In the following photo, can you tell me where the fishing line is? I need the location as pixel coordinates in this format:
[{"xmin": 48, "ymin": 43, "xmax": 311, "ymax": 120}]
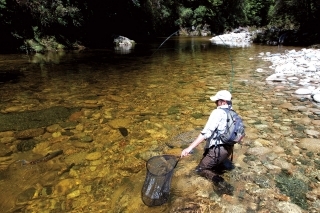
[
  {"xmin": 151, "ymin": 29, "xmax": 235, "ymax": 93},
  {"xmin": 217, "ymin": 35, "xmax": 235, "ymax": 93},
  {"xmin": 151, "ymin": 30, "xmax": 179, "ymax": 56}
]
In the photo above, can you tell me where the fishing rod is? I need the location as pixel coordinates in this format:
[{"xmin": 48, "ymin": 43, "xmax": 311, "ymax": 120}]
[
  {"xmin": 151, "ymin": 29, "xmax": 235, "ymax": 93},
  {"xmin": 151, "ymin": 30, "xmax": 179, "ymax": 56}
]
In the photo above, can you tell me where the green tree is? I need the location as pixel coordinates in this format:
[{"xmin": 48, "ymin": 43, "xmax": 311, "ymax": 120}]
[
  {"xmin": 270, "ymin": 0, "xmax": 320, "ymax": 31},
  {"xmin": 139, "ymin": 0, "xmax": 178, "ymax": 35},
  {"xmin": 16, "ymin": 0, "xmax": 82, "ymax": 27},
  {"xmin": 0, "ymin": 0, "xmax": 84, "ymax": 52},
  {"xmin": 243, "ymin": 0, "xmax": 273, "ymax": 26},
  {"xmin": 175, "ymin": 0, "xmax": 246, "ymax": 33},
  {"xmin": 2, "ymin": 0, "xmax": 320, "ymax": 52}
]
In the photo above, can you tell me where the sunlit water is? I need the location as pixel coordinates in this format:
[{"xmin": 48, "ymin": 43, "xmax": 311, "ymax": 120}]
[{"xmin": 1, "ymin": 37, "xmax": 319, "ymax": 212}]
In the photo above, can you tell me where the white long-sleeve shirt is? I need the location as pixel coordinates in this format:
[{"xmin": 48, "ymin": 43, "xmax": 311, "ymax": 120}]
[{"xmin": 201, "ymin": 105, "xmax": 230, "ymax": 148}]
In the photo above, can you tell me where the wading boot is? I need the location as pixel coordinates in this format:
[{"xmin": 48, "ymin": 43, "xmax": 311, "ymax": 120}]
[{"xmin": 212, "ymin": 175, "xmax": 234, "ymax": 196}]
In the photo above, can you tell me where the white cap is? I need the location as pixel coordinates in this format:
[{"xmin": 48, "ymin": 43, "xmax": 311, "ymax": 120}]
[{"xmin": 210, "ymin": 90, "xmax": 232, "ymax": 101}]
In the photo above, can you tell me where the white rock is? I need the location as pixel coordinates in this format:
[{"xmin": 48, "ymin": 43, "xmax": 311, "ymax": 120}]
[
  {"xmin": 294, "ymin": 88, "xmax": 312, "ymax": 95},
  {"xmin": 304, "ymin": 129, "xmax": 320, "ymax": 136},
  {"xmin": 266, "ymin": 74, "xmax": 286, "ymax": 82},
  {"xmin": 306, "ymin": 65, "xmax": 317, "ymax": 72},
  {"xmin": 287, "ymin": 76, "xmax": 299, "ymax": 82},
  {"xmin": 298, "ymin": 78, "xmax": 311, "ymax": 86},
  {"xmin": 262, "ymin": 49, "xmax": 320, "ymax": 90},
  {"xmin": 256, "ymin": 68, "xmax": 264, "ymax": 72},
  {"xmin": 313, "ymin": 93, "xmax": 320, "ymax": 102},
  {"xmin": 307, "ymin": 85, "xmax": 316, "ymax": 91}
]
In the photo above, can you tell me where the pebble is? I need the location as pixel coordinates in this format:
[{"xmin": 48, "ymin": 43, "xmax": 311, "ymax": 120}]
[
  {"xmin": 46, "ymin": 124, "xmax": 62, "ymax": 133},
  {"xmin": 0, "ymin": 131, "xmax": 14, "ymax": 137},
  {"xmin": 273, "ymin": 158, "xmax": 293, "ymax": 171},
  {"xmin": 67, "ymin": 189, "xmax": 81, "ymax": 199},
  {"xmin": 276, "ymin": 201, "xmax": 304, "ymax": 213},
  {"xmin": 0, "ymin": 156, "xmax": 13, "ymax": 163},
  {"xmin": 14, "ymin": 128, "xmax": 45, "ymax": 139},
  {"xmin": 304, "ymin": 129, "xmax": 320, "ymax": 136},
  {"xmin": 3, "ymin": 106, "xmax": 24, "ymax": 113},
  {"xmin": 80, "ymin": 135, "xmax": 93, "ymax": 143},
  {"xmin": 52, "ymin": 132, "xmax": 61, "ymax": 138},
  {"xmin": 85, "ymin": 152, "xmax": 102, "ymax": 161},
  {"xmin": 84, "ymin": 100, "xmax": 98, "ymax": 104},
  {"xmin": 108, "ymin": 118, "xmax": 131, "ymax": 128},
  {"xmin": 54, "ymin": 179, "xmax": 80, "ymax": 196},
  {"xmin": 246, "ymin": 147, "xmax": 273, "ymax": 156},
  {"xmin": 295, "ymin": 88, "xmax": 312, "ymax": 95},
  {"xmin": 0, "ymin": 136, "xmax": 15, "ymax": 144}
]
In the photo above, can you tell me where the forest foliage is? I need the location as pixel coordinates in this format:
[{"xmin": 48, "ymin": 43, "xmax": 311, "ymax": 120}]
[{"xmin": 0, "ymin": 0, "xmax": 319, "ymax": 52}]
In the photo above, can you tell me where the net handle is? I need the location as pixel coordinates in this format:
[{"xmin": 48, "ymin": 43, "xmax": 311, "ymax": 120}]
[{"xmin": 173, "ymin": 156, "xmax": 180, "ymax": 168}]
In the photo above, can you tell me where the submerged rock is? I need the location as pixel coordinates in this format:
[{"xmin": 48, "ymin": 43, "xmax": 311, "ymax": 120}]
[
  {"xmin": 16, "ymin": 139, "xmax": 37, "ymax": 152},
  {"xmin": 276, "ymin": 201, "xmax": 304, "ymax": 213},
  {"xmin": 0, "ymin": 106, "xmax": 80, "ymax": 131},
  {"xmin": 15, "ymin": 128, "xmax": 45, "ymax": 139},
  {"xmin": 118, "ymin": 127, "xmax": 128, "ymax": 137},
  {"xmin": 113, "ymin": 36, "xmax": 135, "ymax": 54},
  {"xmin": 298, "ymin": 138, "xmax": 320, "ymax": 152},
  {"xmin": 0, "ymin": 70, "xmax": 24, "ymax": 83}
]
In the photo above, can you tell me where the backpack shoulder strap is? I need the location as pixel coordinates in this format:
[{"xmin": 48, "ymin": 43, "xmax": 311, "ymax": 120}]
[{"xmin": 220, "ymin": 108, "xmax": 232, "ymax": 121}]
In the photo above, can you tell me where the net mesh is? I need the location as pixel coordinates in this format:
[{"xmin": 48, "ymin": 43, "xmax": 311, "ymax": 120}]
[{"xmin": 141, "ymin": 155, "xmax": 179, "ymax": 206}]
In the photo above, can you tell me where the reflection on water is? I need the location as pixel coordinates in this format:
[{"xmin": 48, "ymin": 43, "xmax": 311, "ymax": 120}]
[
  {"xmin": 210, "ymin": 40, "xmax": 252, "ymax": 48},
  {"xmin": 0, "ymin": 38, "xmax": 317, "ymax": 212},
  {"xmin": 114, "ymin": 45, "xmax": 133, "ymax": 54}
]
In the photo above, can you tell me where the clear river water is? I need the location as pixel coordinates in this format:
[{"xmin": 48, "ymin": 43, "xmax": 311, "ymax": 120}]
[{"xmin": 0, "ymin": 37, "xmax": 319, "ymax": 213}]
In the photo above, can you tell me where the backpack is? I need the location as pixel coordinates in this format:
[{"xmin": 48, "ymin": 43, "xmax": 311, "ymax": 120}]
[{"xmin": 219, "ymin": 108, "xmax": 245, "ymax": 145}]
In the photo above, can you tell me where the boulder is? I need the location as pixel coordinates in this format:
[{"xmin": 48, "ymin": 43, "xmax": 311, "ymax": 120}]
[
  {"xmin": 113, "ymin": 36, "xmax": 135, "ymax": 54},
  {"xmin": 298, "ymin": 138, "xmax": 320, "ymax": 152}
]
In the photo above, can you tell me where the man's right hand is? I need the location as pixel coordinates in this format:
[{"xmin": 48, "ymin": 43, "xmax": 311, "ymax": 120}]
[{"xmin": 181, "ymin": 147, "xmax": 192, "ymax": 157}]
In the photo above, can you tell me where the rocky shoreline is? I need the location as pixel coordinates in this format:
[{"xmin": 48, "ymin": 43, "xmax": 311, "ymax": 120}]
[{"xmin": 257, "ymin": 48, "xmax": 320, "ymax": 103}]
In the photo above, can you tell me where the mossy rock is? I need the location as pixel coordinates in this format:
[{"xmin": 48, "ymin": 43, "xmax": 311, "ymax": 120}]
[
  {"xmin": 198, "ymin": 98, "xmax": 206, "ymax": 102},
  {"xmin": 306, "ymin": 152, "xmax": 314, "ymax": 158},
  {"xmin": 0, "ymin": 106, "xmax": 80, "ymax": 131},
  {"xmin": 167, "ymin": 105, "xmax": 180, "ymax": 115},
  {"xmin": 297, "ymin": 157, "xmax": 310, "ymax": 165},
  {"xmin": 242, "ymin": 155, "xmax": 257, "ymax": 163},
  {"xmin": 191, "ymin": 113, "xmax": 203, "ymax": 119},
  {"xmin": 275, "ymin": 172, "xmax": 309, "ymax": 209},
  {"xmin": 17, "ymin": 139, "xmax": 37, "ymax": 152},
  {"xmin": 314, "ymin": 159, "xmax": 320, "ymax": 169},
  {"xmin": 254, "ymin": 175, "xmax": 271, "ymax": 188}
]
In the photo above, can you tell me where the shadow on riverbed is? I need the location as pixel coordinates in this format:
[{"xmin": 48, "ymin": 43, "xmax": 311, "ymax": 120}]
[
  {"xmin": 0, "ymin": 70, "xmax": 24, "ymax": 83},
  {"xmin": 0, "ymin": 106, "xmax": 81, "ymax": 132}
]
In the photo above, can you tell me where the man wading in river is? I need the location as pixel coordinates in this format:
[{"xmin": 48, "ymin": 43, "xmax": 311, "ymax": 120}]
[{"xmin": 181, "ymin": 90, "xmax": 236, "ymax": 195}]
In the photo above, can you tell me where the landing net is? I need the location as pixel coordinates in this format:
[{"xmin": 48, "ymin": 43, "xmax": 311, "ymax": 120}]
[{"xmin": 141, "ymin": 155, "xmax": 179, "ymax": 206}]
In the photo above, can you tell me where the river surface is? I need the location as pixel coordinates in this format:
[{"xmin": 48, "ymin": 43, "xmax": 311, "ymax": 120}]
[{"xmin": 0, "ymin": 37, "xmax": 319, "ymax": 213}]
